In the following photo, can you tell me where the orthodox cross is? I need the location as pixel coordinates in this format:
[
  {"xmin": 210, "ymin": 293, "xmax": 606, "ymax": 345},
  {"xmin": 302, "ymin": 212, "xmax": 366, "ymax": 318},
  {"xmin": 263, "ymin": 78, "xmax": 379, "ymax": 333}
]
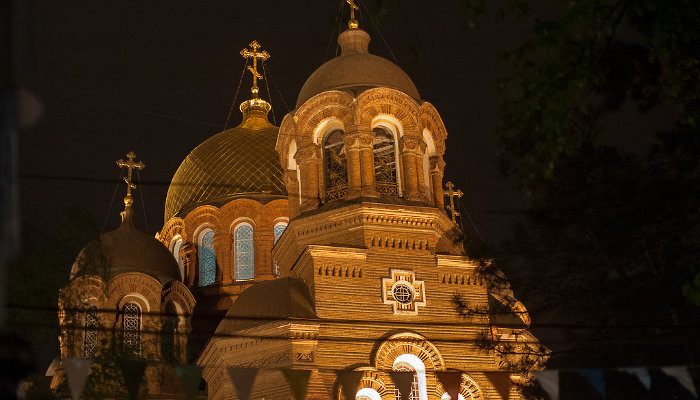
[
  {"xmin": 443, "ymin": 181, "xmax": 463, "ymax": 224},
  {"xmin": 116, "ymin": 151, "xmax": 145, "ymax": 204},
  {"xmin": 346, "ymin": 0, "xmax": 360, "ymax": 29},
  {"xmin": 240, "ymin": 40, "xmax": 270, "ymax": 96}
]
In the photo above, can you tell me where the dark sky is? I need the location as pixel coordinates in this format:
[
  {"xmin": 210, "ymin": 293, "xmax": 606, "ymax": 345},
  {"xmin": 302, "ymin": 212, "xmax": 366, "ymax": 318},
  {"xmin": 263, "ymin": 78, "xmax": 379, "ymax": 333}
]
[{"xmin": 19, "ymin": 0, "xmax": 530, "ymax": 241}]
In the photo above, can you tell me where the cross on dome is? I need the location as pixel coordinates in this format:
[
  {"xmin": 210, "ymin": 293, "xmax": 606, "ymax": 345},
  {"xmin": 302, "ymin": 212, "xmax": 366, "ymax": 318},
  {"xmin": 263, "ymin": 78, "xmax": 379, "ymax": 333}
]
[
  {"xmin": 116, "ymin": 151, "xmax": 145, "ymax": 209},
  {"xmin": 346, "ymin": 0, "xmax": 360, "ymax": 29},
  {"xmin": 443, "ymin": 181, "xmax": 463, "ymax": 224},
  {"xmin": 240, "ymin": 40, "xmax": 270, "ymax": 98}
]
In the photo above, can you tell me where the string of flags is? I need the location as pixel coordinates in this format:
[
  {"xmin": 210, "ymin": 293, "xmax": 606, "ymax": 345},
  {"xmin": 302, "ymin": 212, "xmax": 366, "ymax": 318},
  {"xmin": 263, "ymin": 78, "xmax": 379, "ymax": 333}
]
[{"xmin": 61, "ymin": 358, "xmax": 698, "ymax": 400}]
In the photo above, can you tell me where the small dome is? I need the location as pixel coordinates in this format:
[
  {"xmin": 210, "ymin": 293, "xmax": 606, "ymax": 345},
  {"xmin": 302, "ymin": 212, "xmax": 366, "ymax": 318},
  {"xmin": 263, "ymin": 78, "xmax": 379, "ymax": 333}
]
[
  {"xmin": 71, "ymin": 211, "xmax": 181, "ymax": 284},
  {"xmin": 164, "ymin": 99, "xmax": 286, "ymax": 222},
  {"xmin": 216, "ymin": 277, "xmax": 317, "ymax": 333},
  {"xmin": 296, "ymin": 28, "xmax": 420, "ymax": 108}
]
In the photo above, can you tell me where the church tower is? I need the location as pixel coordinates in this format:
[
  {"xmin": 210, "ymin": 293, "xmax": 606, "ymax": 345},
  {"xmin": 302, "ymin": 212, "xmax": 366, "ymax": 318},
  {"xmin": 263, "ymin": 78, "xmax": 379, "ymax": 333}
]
[{"xmin": 200, "ymin": 7, "xmax": 545, "ymax": 400}]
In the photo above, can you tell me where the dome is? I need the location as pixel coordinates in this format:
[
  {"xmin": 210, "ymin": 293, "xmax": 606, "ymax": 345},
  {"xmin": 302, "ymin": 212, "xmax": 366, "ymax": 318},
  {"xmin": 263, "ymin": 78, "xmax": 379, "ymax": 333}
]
[
  {"xmin": 164, "ymin": 99, "xmax": 286, "ymax": 222},
  {"xmin": 216, "ymin": 277, "xmax": 317, "ymax": 333},
  {"xmin": 71, "ymin": 210, "xmax": 181, "ymax": 284},
  {"xmin": 296, "ymin": 28, "xmax": 420, "ymax": 108}
]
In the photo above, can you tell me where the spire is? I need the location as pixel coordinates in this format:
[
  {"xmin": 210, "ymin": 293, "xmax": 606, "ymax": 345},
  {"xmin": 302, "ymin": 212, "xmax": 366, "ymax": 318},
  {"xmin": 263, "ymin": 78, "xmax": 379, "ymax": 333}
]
[
  {"xmin": 238, "ymin": 40, "xmax": 273, "ymax": 126},
  {"xmin": 346, "ymin": 0, "xmax": 360, "ymax": 29},
  {"xmin": 115, "ymin": 151, "xmax": 145, "ymax": 224}
]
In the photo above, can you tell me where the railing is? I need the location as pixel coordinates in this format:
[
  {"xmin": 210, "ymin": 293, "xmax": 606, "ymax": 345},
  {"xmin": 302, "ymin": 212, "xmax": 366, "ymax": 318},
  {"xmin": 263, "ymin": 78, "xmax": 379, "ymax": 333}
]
[
  {"xmin": 326, "ymin": 184, "xmax": 349, "ymax": 201},
  {"xmin": 376, "ymin": 181, "xmax": 398, "ymax": 196}
]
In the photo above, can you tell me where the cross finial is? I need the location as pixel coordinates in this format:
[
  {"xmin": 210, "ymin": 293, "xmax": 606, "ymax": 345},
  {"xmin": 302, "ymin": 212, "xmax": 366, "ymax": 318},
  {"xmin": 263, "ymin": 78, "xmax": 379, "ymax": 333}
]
[
  {"xmin": 116, "ymin": 151, "xmax": 145, "ymax": 209},
  {"xmin": 443, "ymin": 181, "xmax": 463, "ymax": 224},
  {"xmin": 240, "ymin": 40, "xmax": 270, "ymax": 98},
  {"xmin": 346, "ymin": 0, "xmax": 360, "ymax": 29}
]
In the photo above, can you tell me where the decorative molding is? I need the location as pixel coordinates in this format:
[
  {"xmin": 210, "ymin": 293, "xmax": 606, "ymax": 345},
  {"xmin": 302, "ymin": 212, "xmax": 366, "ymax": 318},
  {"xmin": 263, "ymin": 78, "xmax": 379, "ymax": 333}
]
[{"xmin": 381, "ymin": 269, "xmax": 427, "ymax": 315}]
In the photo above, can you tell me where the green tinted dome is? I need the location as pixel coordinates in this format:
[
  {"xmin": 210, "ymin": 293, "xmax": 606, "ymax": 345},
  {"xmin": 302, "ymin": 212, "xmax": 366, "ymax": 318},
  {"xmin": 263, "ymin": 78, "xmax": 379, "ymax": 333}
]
[{"xmin": 164, "ymin": 100, "xmax": 286, "ymax": 222}]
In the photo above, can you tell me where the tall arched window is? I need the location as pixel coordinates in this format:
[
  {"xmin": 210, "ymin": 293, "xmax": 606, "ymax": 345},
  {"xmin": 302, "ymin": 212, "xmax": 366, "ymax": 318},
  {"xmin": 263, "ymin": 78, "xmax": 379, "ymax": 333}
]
[
  {"xmin": 393, "ymin": 354, "xmax": 428, "ymax": 400},
  {"xmin": 273, "ymin": 222, "xmax": 288, "ymax": 275},
  {"xmin": 83, "ymin": 306, "xmax": 98, "ymax": 358},
  {"xmin": 160, "ymin": 302, "xmax": 180, "ymax": 362},
  {"xmin": 357, "ymin": 387, "xmax": 383, "ymax": 400},
  {"xmin": 198, "ymin": 229, "xmax": 216, "ymax": 287},
  {"xmin": 234, "ymin": 223, "xmax": 254, "ymax": 281},
  {"xmin": 323, "ymin": 129, "xmax": 348, "ymax": 200},
  {"xmin": 373, "ymin": 127, "xmax": 398, "ymax": 196},
  {"xmin": 122, "ymin": 302, "xmax": 141, "ymax": 355},
  {"xmin": 171, "ymin": 238, "xmax": 184, "ymax": 281}
]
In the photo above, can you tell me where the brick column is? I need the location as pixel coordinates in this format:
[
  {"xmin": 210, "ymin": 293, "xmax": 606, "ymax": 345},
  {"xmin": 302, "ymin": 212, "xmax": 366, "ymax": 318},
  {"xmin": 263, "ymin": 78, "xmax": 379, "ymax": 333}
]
[
  {"xmin": 430, "ymin": 156, "xmax": 446, "ymax": 209},
  {"xmin": 358, "ymin": 132, "xmax": 378, "ymax": 197},
  {"xmin": 213, "ymin": 232, "xmax": 232, "ymax": 284},
  {"xmin": 400, "ymin": 136, "xmax": 421, "ymax": 200},
  {"xmin": 285, "ymin": 169, "xmax": 300, "ymax": 219},
  {"xmin": 342, "ymin": 128, "xmax": 363, "ymax": 198},
  {"xmin": 296, "ymin": 145, "xmax": 321, "ymax": 212},
  {"xmin": 180, "ymin": 242, "xmax": 196, "ymax": 286},
  {"xmin": 416, "ymin": 143, "xmax": 428, "ymax": 200}
]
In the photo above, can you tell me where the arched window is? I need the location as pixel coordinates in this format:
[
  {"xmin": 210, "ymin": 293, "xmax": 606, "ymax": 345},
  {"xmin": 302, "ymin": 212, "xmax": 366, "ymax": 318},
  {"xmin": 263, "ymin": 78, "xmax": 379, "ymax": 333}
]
[
  {"xmin": 373, "ymin": 127, "xmax": 398, "ymax": 195},
  {"xmin": 441, "ymin": 394, "xmax": 466, "ymax": 400},
  {"xmin": 234, "ymin": 223, "xmax": 254, "ymax": 281},
  {"xmin": 357, "ymin": 387, "xmax": 383, "ymax": 400},
  {"xmin": 161, "ymin": 302, "xmax": 180, "ymax": 362},
  {"xmin": 393, "ymin": 354, "xmax": 428, "ymax": 400},
  {"xmin": 323, "ymin": 129, "xmax": 348, "ymax": 200},
  {"xmin": 171, "ymin": 238, "xmax": 184, "ymax": 281},
  {"xmin": 83, "ymin": 306, "xmax": 98, "ymax": 358},
  {"xmin": 198, "ymin": 229, "xmax": 216, "ymax": 287},
  {"xmin": 273, "ymin": 222, "xmax": 288, "ymax": 275},
  {"xmin": 122, "ymin": 302, "xmax": 141, "ymax": 355}
]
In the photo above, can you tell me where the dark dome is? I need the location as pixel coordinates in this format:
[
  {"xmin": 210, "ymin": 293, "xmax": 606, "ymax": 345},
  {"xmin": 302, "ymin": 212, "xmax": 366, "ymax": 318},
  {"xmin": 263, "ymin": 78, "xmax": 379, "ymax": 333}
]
[
  {"xmin": 71, "ymin": 211, "xmax": 181, "ymax": 284},
  {"xmin": 216, "ymin": 277, "xmax": 317, "ymax": 333},
  {"xmin": 164, "ymin": 100, "xmax": 286, "ymax": 222},
  {"xmin": 296, "ymin": 28, "xmax": 420, "ymax": 108}
]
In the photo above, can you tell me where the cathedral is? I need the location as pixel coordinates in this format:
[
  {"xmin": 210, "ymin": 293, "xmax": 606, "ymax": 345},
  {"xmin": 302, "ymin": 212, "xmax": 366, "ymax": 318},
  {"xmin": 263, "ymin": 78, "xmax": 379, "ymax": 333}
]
[{"xmin": 51, "ymin": 6, "xmax": 545, "ymax": 400}]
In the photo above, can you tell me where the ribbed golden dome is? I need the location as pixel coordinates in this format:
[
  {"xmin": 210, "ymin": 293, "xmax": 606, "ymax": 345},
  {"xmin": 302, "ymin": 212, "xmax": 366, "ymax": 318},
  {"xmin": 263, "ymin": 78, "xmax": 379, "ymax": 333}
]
[
  {"xmin": 164, "ymin": 99, "xmax": 286, "ymax": 222},
  {"xmin": 296, "ymin": 28, "xmax": 420, "ymax": 108}
]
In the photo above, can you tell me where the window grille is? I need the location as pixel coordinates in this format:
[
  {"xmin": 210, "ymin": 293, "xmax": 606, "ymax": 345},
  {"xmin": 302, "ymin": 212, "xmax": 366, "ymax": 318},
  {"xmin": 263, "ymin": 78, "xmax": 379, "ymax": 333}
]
[
  {"xmin": 373, "ymin": 127, "xmax": 398, "ymax": 196},
  {"xmin": 122, "ymin": 303, "xmax": 141, "ymax": 355},
  {"xmin": 323, "ymin": 130, "xmax": 348, "ymax": 200},
  {"xmin": 83, "ymin": 306, "xmax": 98, "ymax": 358},
  {"xmin": 273, "ymin": 222, "xmax": 287, "ymax": 275},
  {"xmin": 199, "ymin": 230, "xmax": 216, "ymax": 286},
  {"xmin": 394, "ymin": 362, "xmax": 420, "ymax": 400},
  {"xmin": 235, "ymin": 224, "xmax": 254, "ymax": 280}
]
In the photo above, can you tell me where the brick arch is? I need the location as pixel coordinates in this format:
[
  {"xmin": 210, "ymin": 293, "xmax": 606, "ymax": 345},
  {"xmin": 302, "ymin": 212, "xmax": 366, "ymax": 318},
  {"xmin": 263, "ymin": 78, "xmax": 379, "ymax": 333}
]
[
  {"xmin": 336, "ymin": 367, "xmax": 392, "ymax": 400},
  {"xmin": 161, "ymin": 280, "xmax": 195, "ymax": 315},
  {"xmin": 106, "ymin": 272, "xmax": 162, "ymax": 312},
  {"xmin": 183, "ymin": 205, "xmax": 220, "ymax": 241},
  {"xmin": 419, "ymin": 102, "xmax": 447, "ymax": 156},
  {"xmin": 293, "ymin": 90, "xmax": 356, "ymax": 145},
  {"xmin": 357, "ymin": 88, "xmax": 421, "ymax": 135},
  {"xmin": 159, "ymin": 217, "xmax": 185, "ymax": 247}
]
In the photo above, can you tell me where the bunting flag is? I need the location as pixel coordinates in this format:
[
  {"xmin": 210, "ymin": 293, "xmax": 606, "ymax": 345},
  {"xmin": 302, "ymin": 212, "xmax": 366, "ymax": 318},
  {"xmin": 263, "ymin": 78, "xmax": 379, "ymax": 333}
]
[
  {"xmin": 336, "ymin": 370, "xmax": 364, "ymax": 400},
  {"xmin": 228, "ymin": 367, "xmax": 259, "ymax": 400},
  {"xmin": 389, "ymin": 371, "xmax": 414, "ymax": 400},
  {"xmin": 435, "ymin": 371, "xmax": 462, "ymax": 400},
  {"xmin": 63, "ymin": 358, "xmax": 92, "ymax": 400},
  {"xmin": 534, "ymin": 371, "xmax": 559, "ymax": 400},
  {"xmin": 662, "ymin": 366, "xmax": 698, "ymax": 397},
  {"xmin": 281, "ymin": 369, "xmax": 312, "ymax": 400},
  {"xmin": 175, "ymin": 364, "xmax": 203, "ymax": 400},
  {"xmin": 484, "ymin": 371, "xmax": 511, "ymax": 400},
  {"xmin": 619, "ymin": 367, "xmax": 651, "ymax": 390},
  {"xmin": 119, "ymin": 359, "xmax": 147, "ymax": 400},
  {"xmin": 577, "ymin": 369, "xmax": 605, "ymax": 396}
]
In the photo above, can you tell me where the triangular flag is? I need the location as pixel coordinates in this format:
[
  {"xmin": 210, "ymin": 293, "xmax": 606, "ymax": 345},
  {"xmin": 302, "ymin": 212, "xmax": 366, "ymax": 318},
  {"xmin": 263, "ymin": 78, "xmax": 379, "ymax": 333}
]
[
  {"xmin": 435, "ymin": 371, "xmax": 462, "ymax": 400},
  {"xmin": 336, "ymin": 370, "xmax": 364, "ymax": 400},
  {"xmin": 619, "ymin": 367, "xmax": 651, "ymax": 390},
  {"xmin": 662, "ymin": 366, "xmax": 698, "ymax": 397},
  {"xmin": 228, "ymin": 367, "xmax": 259, "ymax": 400},
  {"xmin": 118, "ymin": 359, "xmax": 147, "ymax": 400},
  {"xmin": 534, "ymin": 371, "xmax": 559, "ymax": 400},
  {"xmin": 577, "ymin": 369, "xmax": 605, "ymax": 396},
  {"xmin": 485, "ymin": 371, "xmax": 511, "ymax": 400},
  {"xmin": 175, "ymin": 364, "xmax": 203, "ymax": 400},
  {"xmin": 63, "ymin": 358, "xmax": 92, "ymax": 400},
  {"xmin": 389, "ymin": 371, "xmax": 414, "ymax": 400},
  {"xmin": 281, "ymin": 369, "xmax": 311, "ymax": 400}
]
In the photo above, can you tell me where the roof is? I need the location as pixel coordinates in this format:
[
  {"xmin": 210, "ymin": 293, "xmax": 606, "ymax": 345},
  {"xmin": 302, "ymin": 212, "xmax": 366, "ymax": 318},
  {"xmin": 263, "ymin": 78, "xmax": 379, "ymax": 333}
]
[
  {"xmin": 296, "ymin": 28, "xmax": 420, "ymax": 108},
  {"xmin": 164, "ymin": 100, "xmax": 286, "ymax": 222}
]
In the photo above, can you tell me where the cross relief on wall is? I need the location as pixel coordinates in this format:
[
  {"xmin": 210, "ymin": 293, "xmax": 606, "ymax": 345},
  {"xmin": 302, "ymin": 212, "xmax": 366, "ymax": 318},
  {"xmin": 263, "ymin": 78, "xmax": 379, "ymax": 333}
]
[{"xmin": 382, "ymin": 269, "xmax": 426, "ymax": 315}]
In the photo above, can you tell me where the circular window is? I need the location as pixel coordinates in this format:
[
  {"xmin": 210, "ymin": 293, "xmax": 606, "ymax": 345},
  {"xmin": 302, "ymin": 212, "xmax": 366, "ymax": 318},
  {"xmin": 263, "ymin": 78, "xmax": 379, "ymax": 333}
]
[{"xmin": 392, "ymin": 283, "xmax": 415, "ymax": 304}]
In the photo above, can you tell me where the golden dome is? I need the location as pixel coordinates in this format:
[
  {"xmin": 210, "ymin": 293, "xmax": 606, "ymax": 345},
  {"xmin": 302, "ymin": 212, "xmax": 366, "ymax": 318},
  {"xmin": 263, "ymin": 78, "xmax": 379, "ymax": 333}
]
[
  {"xmin": 296, "ymin": 28, "xmax": 420, "ymax": 108},
  {"xmin": 164, "ymin": 100, "xmax": 286, "ymax": 222}
]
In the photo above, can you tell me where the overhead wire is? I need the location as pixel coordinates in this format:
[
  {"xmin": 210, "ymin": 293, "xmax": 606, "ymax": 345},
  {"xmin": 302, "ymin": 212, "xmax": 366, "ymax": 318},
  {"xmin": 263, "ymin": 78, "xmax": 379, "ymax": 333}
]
[
  {"xmin": 101, "ymin": 169, "xmax": 124, "ymax": 232},
  {"xmin": 358, "ymin": 0, "xmax": 399, "ymax": 64},
  {"xmin": 262, "ymin": 61, "xmax": 277, "ymax": 126},
  {"xmin": 135, "ymin": 169, "xmax": 151, "ymax": 232},
  {"xmin": 263, "ymin": 61, "xmax": 290, "ymax": 115},
  {"xmin": 224, "ymin": 58, "xmax": 250, "ymax": 130}
]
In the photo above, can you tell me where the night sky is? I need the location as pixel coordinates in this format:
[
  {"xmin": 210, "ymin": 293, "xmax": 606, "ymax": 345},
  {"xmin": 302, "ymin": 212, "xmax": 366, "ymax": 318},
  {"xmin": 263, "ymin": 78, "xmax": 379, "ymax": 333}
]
[{"xmin": 19, "ymin": 1, "xmax": 530, "ymax": 241}]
